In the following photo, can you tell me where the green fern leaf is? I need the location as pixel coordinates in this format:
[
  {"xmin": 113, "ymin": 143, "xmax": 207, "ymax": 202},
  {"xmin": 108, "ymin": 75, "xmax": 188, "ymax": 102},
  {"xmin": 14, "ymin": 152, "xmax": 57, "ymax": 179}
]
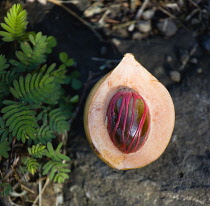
[
  {"xmin": 0, "ymin": 4, "xmax": 28, "ymax": 42},
  {"xmin": 24, "ymin": 158, "xmax": 39, "ymax": 175},
  {"xmin": 0, "ymin": 55, "xmax": 9, "ymax": 75},
  {"xmin": 1, "ymin": 101, "xmax": 38, "ymax": 143},
  {"xmin": 0, "ymin": 117, "xmax": 11, "ymax": 142},
  {"xmin": 28, "ymin": 144, "xmax": 46, "ymax": 158},
  {"xmin": 0, "ymin": 140, "xmax": 10, "ymax": 158},
  {"xmin": 33, "ymin": 125, "xmax": 55, "ymax": 144},
  {"xmin": 10, "ymin": 71, "xmax": 60, "ymax": 104},
  {"xmin": 0, "ymin": 71, "xmax": 17, "ymax": 95},
  {"xmin": 10, "ymin": 32, "xmax": 47, "ymax": 71},
  {"xmin": 49, "ymin": 108, "xmax": 70, "ymax": 134},
  {"xmin": 46, "ymin": 36, "xmax": 57, "ymax": 54},
  {"xmin": 42, "ymin": 160, "xmax": 70, "ymax": 183},
  {"xmin": 45, "ymin": 142, "xmax": 70, "ymax": 161}
]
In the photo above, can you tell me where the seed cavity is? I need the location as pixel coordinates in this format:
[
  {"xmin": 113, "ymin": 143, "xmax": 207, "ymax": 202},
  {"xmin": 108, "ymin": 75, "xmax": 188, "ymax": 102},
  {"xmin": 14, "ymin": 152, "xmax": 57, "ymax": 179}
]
[{"xmin": 107, "ymin": 89, "xmax": 150, "ymax": 153}]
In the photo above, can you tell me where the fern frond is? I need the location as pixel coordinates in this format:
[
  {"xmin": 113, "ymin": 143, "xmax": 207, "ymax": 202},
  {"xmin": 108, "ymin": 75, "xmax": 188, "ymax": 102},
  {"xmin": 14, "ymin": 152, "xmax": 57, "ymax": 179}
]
[
  {"xmin": 42, "ymin": 160, "xmax": 70, "ymax": 183},
  {"xmin": 33, "ymin": 125, "xmax": 55, "ymax": 144},
  {"xmin": 0, "ymin": 55, "xmax": 9, "ymax": 75},
  {"xmin": 10, "ymin": 70, "xmax": 61, "ymax": 104},
  {"xmin": 0, "ymin": 117, "xmax": 11, "ymax": 142},
  {"xmin": 41, "ymin": 142, "xmax": 70, "ymax": 183},
  {"xmin": 36, "ymin": 107, "xmax": 48, "ymax": 125},
  {"xmin": 0, "ymin": 140, "xmax": 10, "ymax": 158},
  {"xmin": 49, "ymin": 108, "xmax": 70, "ymax": 134},
  {"xmin": 28, "ymin": 144, "xmax": 46, "ymax": 158},
  {"xmin": 10, "ymin": 32, "xmax": 47, "ymax": 71},
  {"xmin": 0, "ymin": 71, "xmax": 18, "ymax": 102},
  {"xmin": 0, "ymin": 4, "xmax": 28, "ymax": 42},
  {"xmin": 24, "ymin": 158, "xmax": 39, "ymax": 175},
  {"xmin": 45, "ymin": 142, "xmax": 70, "ymax": 161},
  {"xmin": 46, "ymin": 36, "xmax": 57, "ymax": 54},
  {"xmin": 1, "ymin": 101, "xmax": 38, "ymax": 143}
]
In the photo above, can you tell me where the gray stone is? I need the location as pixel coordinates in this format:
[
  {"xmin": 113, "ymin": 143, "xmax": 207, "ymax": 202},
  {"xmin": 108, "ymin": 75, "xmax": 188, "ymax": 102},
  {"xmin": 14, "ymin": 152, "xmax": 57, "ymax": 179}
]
[
  {"xmin": 166, "ymin": 55, "xmax": 173, "ymax": 63},
  {"xmin": 170, "ymin": 71, "xmax": 181, "ymax": 82},
  {"xmin": 142, "ymin": 9, "xmax": 155, "ymax": 20},
  {"xmin": 132, "ymin": 32, "xmax": 146, "ymax": 40},
  {"xmin": 136, "ymin": 20, "xmax": 152, "ymax": 33},
  {"xmin": 157, "ymin": 18, "xmax": 178, "ymax": 37}
]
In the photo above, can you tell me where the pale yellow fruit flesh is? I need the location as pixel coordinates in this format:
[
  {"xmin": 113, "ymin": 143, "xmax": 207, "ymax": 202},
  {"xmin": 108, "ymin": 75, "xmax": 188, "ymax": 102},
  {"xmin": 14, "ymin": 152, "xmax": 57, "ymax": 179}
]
[{"xmin": 84, "ymin": 53, "xmax": 175, "ymax": 170}]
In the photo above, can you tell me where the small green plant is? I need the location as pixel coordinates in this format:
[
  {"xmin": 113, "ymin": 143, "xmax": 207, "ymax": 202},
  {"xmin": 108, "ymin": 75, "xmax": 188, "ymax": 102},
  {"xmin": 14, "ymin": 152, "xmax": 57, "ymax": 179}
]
[{"xmin": 0, "ymin": 3, "xmax": 81, "ymax": 202}]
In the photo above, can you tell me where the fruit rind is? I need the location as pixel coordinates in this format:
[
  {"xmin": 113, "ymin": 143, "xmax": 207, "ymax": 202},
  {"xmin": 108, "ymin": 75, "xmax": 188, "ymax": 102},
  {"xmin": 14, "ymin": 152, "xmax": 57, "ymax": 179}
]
[{"xmin": 84, "ymin": 53, "xmax": 175, "ymax": 170}]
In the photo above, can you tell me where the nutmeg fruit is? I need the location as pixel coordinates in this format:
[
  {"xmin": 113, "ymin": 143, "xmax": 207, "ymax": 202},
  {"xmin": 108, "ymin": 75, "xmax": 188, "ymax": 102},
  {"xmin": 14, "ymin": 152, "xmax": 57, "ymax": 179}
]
[{"xmin": 84, "ymin": 53, "xmax": 175, "ymax": 170}]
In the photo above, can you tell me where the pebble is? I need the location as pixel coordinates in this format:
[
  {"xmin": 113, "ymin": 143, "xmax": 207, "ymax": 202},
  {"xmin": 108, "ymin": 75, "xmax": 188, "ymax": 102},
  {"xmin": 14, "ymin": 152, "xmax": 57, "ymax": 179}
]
[
  {"xmin": 154, "ymin": 66, "xmax": 165, "ymax": 76},
  {"xmin": 170, "ymin": 71, "xmax": 181, "ymax": 82},
  {"xmin": 136, "ymin": 20, "xmax": 152, "ymax": 33},
  {"xmin": 128, "ymin": 23, "xmax": 135, "ymax": 32},
  {"xmin": 112, "ymin": 38, "xmax": 121, "ymax": 46},
  {"xmin": 189, "ymin": 57, "xmax": 198, "ymax": 64},
  {"xmin": 132, "ymin": 32, "xmax": 144, "ymax": 40},
  {"xmin": 157, "ymin": 18, "xmax": 177, "ymax": 37},
  {"xmin": 166, "ymin": 55, "xmax": 173, "ymax": 63},
  {"xmin": 196, "ymin": 68, "xmax": 202, "ymax": 74},
  {"xmin": 142, "ymin": 9, "xmax": 155, "ymax": 20}
]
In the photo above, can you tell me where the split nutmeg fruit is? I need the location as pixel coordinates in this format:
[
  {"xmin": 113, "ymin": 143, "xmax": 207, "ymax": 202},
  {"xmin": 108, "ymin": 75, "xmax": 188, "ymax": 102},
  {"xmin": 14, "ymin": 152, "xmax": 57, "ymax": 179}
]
[{"xmin": 84, "ymin": 53, "xmax": 175, "ymax": 170}]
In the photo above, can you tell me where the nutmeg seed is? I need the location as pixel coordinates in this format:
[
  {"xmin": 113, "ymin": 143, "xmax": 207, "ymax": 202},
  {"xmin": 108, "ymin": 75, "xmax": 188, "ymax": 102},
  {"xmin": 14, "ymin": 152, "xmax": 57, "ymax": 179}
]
[{"xmin": 107, "ymin": 89, "xmax": 149, "ymax": 153}]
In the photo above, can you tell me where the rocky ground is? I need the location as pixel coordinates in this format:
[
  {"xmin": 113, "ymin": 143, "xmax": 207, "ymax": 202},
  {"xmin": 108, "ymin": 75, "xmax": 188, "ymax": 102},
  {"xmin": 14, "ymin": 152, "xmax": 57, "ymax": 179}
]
[{"xmin": 1, "ymin": 0, "xmax": 210, "ymax": 205}]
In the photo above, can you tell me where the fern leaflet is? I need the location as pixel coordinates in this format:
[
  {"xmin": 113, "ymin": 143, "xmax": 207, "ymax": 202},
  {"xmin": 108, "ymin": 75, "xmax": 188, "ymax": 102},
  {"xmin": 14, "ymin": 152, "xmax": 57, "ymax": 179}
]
[
  {"xmin": 0, "ymin": 140, "xmax": 10, "ymax": 158},
  {"xmin": 0, "ymin": 4, "xmax": 28, "ymax": 42},
  {"xmin": 24, "ymin": 158, "xmax": 39, "ymax": 175},
  {"xmin": 43, "ymin": 142, "xmax": 70, "ymax": 183},
  {"xmin": 28, "ymin": 144, "xmax": 46, "ymax": 158},
  {"xmin": 10, "ymin": 32, "xmax": 47, "ymax": 71},
  {"xmin": 0, "ymin": 117, "xmax": 11, "ymax": 142},
  {"xmin": 1, "ymin": 100, "xmax": 38, "ymax": 143},
  {"xmin": 10, "ymin": 69, "xmax": 61, "ymax": 105},
  {"xmin": 0, "ymin": 55, "xmax": 9, "ymax": 75},
  {"xmin": 33, "ymin": 125, "xmax": 55, "ymax": 144},
  {"xmin": 0, "ymin": 71, "xmax": 17, "ymax": 102},
  {"xmin": 49, "ymin": 108, "xmax": 70, "ymax": 134}
]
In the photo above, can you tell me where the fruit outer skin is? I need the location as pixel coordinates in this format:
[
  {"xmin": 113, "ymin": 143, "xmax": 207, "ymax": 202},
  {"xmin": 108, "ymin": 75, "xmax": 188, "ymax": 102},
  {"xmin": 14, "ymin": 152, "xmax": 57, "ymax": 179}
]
[{"xmin": 84, "ymin": 53, "xmax": 175, "ymax": 170}]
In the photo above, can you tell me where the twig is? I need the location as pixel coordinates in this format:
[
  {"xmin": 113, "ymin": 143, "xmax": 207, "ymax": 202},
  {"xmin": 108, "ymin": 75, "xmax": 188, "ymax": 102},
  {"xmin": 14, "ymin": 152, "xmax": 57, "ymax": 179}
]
[
  {"xmin": 157, "ymin": 6, "xmax": 177, "ymax": 19},
  {"xmin": 112, "ymin": 20, "xmax": 136, "ymax": 30},
  {"xmin": 12, "ymin": 166, "xmax": 35, "ymax": 195},
  {"xmin": 179, "ymin": 43, "xmax": 198, "ymax": 71},
  {"xmin": 189, "ymin": 0, "xmax": 201, "ymax": 9},
  {"xmin": 98, "ymin": 9, "xmax": 111, "ymax": 25},
  {"xmin": 32, "ymin": 177, "xmax": 50, "ymax": 206},
  {"xmin": 9, "ymin": 190, "xmax": 27, "ymax": 197},
  {"xmin": 185, "ymin": 8, "xmax": 199, "ymax": 21},
  {"xmin": 135, "ymin": 0, "xmax": 150, "ymax": 19},
  {"xmin": 47, "ymin": 0, "xmax": 104, "ymax": 42},
  {"xmin": 38, "ymin": 173, "xmax": 42, "ymax": 206}
]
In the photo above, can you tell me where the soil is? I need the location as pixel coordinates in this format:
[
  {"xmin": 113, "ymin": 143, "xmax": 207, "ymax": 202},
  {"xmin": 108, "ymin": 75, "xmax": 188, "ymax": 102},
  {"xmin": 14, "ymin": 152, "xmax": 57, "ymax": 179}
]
[{"xmin": 1, "ymin": 0, "xmax": 210, "ymax": 205}]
